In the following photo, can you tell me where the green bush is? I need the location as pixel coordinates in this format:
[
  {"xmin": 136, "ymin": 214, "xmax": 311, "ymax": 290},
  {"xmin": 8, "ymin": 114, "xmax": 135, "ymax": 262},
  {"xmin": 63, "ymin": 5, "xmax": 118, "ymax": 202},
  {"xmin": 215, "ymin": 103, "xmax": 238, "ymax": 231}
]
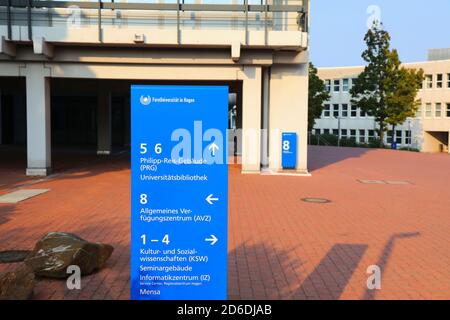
[
  {"xmin": 309, "ymin": 134, "xmax": 422, "ymax": 152},
  {"xmin": 309, "ymin": 134, "xmax": 339, "ymax": 146},
  {"xmin": 339, "ymin": 137, "xmax": 358, "ymax": 147}
]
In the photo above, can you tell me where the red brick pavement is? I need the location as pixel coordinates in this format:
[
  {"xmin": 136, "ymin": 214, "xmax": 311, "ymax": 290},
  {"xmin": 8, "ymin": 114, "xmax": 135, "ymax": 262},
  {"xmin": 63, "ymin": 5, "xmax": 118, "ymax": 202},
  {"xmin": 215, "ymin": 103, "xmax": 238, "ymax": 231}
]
[{"xmin": 0, "ymin": 146, "xmax": 449, "ymax": 300}]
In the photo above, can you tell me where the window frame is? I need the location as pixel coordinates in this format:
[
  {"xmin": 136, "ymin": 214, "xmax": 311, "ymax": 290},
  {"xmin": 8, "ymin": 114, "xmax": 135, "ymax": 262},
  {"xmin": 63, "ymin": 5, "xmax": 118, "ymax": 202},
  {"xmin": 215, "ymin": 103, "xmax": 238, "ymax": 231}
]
[
  {"xmin": 323, "ymin": 104, "xmax": 331, "ymax": 117},
  {"xmin": 425, "ymin": 103, "xmax": 432, "ymax": 118},
  {"xmin": 342, "ymin": 78, "xmax": 349, "ymax": 92},
  {"xmin": 359, "ymin": 129, "xmax": 366, "ymax": 143},
  {"xmin": 436, "ymin": 74, "xmax": 443, "ymax": 88},
  {"xmin": 416, "ymin": 106, "xmax": 422, "ymax": 118},
  {"xmin": 341, "ymin": 104, "xmax": 348, "ymax": 117},
  {"xmin": 395, "ymin": 130, "xmax": 402, "ymax": 144},
  {"xmin": 333, "ymin": 104, "xmax": 340, "ymax": 118},
  {"xmin": 425, "ymin": 74, "xmax": 433, "ymax": 89},
  {"xmin": 325, "ymin": 80, "xmax": 331, "ymax": 92},
  {"xmin": 435, "ymin": 103, "xmax": 442, "ymax": 118},
  {"xmin": 350, "ymin": 105, "xmax": 357, "ymax": 118},
  {"xmin": 333, "ymin": 79, "xmax": 340, "ymax": 92},
  {"xmin": 405, "ymin": 130, "xmax": 412, "ymax": 145}
]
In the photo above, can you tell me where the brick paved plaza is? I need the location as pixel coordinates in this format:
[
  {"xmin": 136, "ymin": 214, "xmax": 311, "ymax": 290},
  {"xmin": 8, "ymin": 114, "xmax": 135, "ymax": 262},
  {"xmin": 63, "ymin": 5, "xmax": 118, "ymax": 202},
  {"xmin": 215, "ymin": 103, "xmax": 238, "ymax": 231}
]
[{"xmin": 0, "ymin": 146, "xmax": 449, "ymax": 300}]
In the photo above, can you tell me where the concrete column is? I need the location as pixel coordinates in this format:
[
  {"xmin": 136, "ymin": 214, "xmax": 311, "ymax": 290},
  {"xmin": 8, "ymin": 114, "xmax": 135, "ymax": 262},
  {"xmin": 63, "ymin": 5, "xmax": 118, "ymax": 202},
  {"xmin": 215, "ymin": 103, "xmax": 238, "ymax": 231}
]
[
  {"xmin": 241, "ymin": 66, "xmax": 262, "ymax": 173},
  {"xmin": 268, "ymin": 63, "xmax": 309, "ymax": 173},
  {"xmin": 261, "ymin": 67, "xmax": 270, "ymax": 168},
  {"xmin": 446, "ymin": 131, "xmax": 450, "ymax": 154},
  {"xmin": 26, "ymin": 64, "xmax": 51, "ymax": 176},
  {"xmin": 124, "ymin": 98, "xmax": 131, "ymax": 147},
  {"xmin": 97, "ymin": 87, "xmax": 112, "ymax": 155},
  {"xmin": 0, "ymin": 90, "xmax": 2, "ymax": 144}
]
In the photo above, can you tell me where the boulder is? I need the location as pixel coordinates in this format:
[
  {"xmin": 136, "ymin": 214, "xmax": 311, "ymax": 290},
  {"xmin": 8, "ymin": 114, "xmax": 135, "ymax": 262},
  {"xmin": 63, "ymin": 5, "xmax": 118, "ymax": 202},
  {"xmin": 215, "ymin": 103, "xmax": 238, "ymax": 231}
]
[
  {"xmin": 0, "ymin": 266, "xmax": 35, "ymax": 300},
  {"xmin": 24, "ymin": 232, "xmax": 114, "ymax": 278}
]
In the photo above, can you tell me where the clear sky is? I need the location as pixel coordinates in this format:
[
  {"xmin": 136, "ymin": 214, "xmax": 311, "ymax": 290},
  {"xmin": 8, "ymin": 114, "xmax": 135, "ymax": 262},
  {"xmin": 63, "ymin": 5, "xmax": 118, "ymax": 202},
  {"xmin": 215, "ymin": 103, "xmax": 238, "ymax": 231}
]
[{"xmin": 310, "ymin": 0, "xmax": 450, "ymax": 67}]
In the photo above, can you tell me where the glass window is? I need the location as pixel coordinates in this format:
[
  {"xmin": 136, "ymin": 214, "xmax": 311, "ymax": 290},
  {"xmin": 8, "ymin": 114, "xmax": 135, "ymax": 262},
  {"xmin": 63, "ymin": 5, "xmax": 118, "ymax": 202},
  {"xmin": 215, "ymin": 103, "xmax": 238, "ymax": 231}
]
[
  {"xmin": 350, "ymin": 129, "xmax": 356, "ymax": 141},
  {"xmin": 342, "ymin": 79, "xmax": 349, "ymax": 92},
  {"xmin": 359, "ymin": 108, "xmax": 366, "ymax": 117},
  {"xmin": 324, "ymin": 129, "xmax": 330, "ymax": 135},
  {"xmin": 447, "ymin": 74, "xmax": 450, "ymax": 88},
  {"xmin": 396, "ymin": 130, "xmax": 402, "ymax": 144},
  {"xmin": 435, "ymin": 103, "xmax": 442, "ymax": 117},
  {"xmin": 325, "ymin": 80, "xmax": 331, "ymax": 92},
  {"xmin": 333, "ymin": 104, "xmax": 340, "ymax": 118},
  {"xmin": 333, "ymin": 80, "xmax": 340, "ymax": 92},
  {"xmin": 351, "ymin": 105, "xmax": 357, "ymax": 117},
  {"xmin": 426, "ymin": 75, "xmax": 433, "ymax": 89},
  {"xmin": 359, "ymin": 129, "xmax": 366, "ymax": 143},
  {"xmin": 368, "ymin": 130, "xmax": 375, "ymax": 142},
  {"xmin": 323, "ymin": 104, "xmax": 330, "ymax": 117},
  {"xmin": 405, "ymin": 131, "xmax": 412, "ymax": 145},
  {"xmin": 416, "ymin": 106, "xmax": 422, "ymax": 118},
  {"xmin": 437, "ymin": 74, "xmax": 443, "ymax": 88},
  {"xmin": 425, "ymin": 103, "xmax": 432, "ymax": 117},
  {"xmin": 341, "ymin": 129, "xmax": 347, "ymax": 138},
  {"xmin": 333, "ymin": 129, "xmax": 339, "ymax": 136},
  {"xmin": 447, "ymin": 103, "xmax": 450, "ymax": 117},
  {"xmin": 316, "ymin": 129, "xmax": 322, "ymax": 135},
  {"xmin": 341, "ymin": 104, "xmax": 348, "ymax": 117},
  {"xmin": 387, "ymin": 130, "xmax": 393, "ymax": 144}
]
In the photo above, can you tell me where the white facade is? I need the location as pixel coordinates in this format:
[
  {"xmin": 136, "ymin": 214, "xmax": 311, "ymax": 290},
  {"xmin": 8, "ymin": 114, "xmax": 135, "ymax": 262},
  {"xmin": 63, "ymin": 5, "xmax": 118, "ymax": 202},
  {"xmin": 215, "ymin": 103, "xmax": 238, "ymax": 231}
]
[{"xmin": 315, "ymin": 54, "xmax": 450, "ymax": 153}]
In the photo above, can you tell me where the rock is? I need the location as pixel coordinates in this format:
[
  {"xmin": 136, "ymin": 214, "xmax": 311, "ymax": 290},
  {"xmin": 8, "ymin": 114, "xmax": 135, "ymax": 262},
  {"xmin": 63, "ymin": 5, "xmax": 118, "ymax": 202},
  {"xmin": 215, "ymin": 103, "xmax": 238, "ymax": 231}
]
[
  {"xmin": 24, "ymin": 232, "xmax": 114, "ymax": 278},
  {"xmin": 0, "ymin": 266, "xmax": 35, "ymax": 300}
]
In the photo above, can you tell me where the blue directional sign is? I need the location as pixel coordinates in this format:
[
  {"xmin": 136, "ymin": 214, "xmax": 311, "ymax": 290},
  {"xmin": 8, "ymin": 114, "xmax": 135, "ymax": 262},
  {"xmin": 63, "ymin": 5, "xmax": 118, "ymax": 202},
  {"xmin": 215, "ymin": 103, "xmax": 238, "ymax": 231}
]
[
  {"xmin": 281, "ymin": 132, "xmax": 297, "ymax": 169},
  {"xmin": 130, "ymin": 85, "xmax": 228, "ymax": 300}
]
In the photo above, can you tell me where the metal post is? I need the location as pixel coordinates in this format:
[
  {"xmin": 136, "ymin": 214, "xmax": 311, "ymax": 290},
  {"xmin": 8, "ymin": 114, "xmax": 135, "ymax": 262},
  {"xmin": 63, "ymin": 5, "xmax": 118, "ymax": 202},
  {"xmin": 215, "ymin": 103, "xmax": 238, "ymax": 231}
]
[
  {"xmin": 98, "ymin": 0, "xmax": 102, "ymax": 42},
  {"xmin": 177, "ymin": 0, "xmax": 180, "ymax": 44},
  {"xmin": 408, "ymin": 120, "xmax": 411, "ymax": 151},
  {"xmin": 7, "ymin": 0, "xmax": 12, "ymax": 40},
  {"xmin": 27, "ymin": 0, "xmax": 32, "ymax": 41},
  {"xmin": 244, "ymin": 0, "xmax": 248, "ymax": 45},
  {"xmin": 264, "ymin": 0, "xmax": 268, "ymax": 45},
  {"xmin": 337, "ymin": 117, "xmax": 341, "ymax": 147}
]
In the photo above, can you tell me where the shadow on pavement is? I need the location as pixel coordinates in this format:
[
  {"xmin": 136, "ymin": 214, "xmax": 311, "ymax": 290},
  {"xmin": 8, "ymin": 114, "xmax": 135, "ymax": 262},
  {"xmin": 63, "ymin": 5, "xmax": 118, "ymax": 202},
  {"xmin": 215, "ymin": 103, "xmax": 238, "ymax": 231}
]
[
  {"xmin": 363, "ymin": 231, "xmax": 420, "ymax": 300},
  {"xmin": 308, "ymin": 145, "xmax": 370, "ymax": 172}
]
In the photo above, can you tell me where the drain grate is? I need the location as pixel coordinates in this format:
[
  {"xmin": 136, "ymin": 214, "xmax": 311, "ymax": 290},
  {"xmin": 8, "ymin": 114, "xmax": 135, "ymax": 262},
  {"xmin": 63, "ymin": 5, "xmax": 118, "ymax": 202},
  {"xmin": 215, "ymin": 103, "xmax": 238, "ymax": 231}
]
[
  {"xmin": 302, "ymin": 197, "xmax": 331, "ymax": 204},
  {"xmin": 0, "ymin": 250, "xmax": 31, "ymax": 264}
]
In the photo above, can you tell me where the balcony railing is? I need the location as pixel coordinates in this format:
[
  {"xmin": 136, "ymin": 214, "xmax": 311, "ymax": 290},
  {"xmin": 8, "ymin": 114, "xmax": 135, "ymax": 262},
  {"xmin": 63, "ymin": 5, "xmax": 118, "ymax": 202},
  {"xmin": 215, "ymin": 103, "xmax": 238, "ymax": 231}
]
[{"xmin": 0, "ymin": 0, "xmax": 307, "ymax": 44}]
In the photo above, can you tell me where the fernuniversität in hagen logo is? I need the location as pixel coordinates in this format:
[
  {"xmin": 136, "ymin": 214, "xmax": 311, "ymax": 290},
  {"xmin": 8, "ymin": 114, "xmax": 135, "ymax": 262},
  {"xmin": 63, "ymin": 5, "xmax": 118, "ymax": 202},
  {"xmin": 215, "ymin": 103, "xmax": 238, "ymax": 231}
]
[{"xmin": 140, "ymin": 95, "xmax": 152, "ymax": 106}]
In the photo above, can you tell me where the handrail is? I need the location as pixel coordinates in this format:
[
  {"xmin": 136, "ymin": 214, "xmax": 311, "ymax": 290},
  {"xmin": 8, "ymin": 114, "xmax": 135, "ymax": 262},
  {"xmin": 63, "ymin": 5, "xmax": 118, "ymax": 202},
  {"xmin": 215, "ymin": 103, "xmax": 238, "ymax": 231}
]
[
  {"xmin": 0, "ymin": 1, "xmax": 305, "ymax": 13},
  {"xmin": 0, "ymin": 0, "xmax": 306, "ymax": 44}
]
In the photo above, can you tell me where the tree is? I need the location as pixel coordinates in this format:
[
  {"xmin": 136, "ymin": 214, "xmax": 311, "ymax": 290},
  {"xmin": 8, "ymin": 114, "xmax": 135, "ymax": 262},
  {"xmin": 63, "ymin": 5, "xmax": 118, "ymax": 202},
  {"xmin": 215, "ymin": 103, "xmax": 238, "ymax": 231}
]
[
  {"xmin": 308, "ymin": 62, "xmax": 330, "ymax": 132},
  {"xmin": 350, "ymin": 22, "xmax": 424, "ymax": 147},
  {"xmin": 385, "ymin": 59, "xmax": 424, "ymax": 144}
]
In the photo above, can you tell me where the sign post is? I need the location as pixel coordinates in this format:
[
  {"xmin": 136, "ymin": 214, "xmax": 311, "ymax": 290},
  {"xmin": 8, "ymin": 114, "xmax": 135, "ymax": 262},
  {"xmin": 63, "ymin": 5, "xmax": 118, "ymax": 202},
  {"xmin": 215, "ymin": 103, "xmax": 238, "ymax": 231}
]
[
  {"xmin": 130, "ymin": 85, "xmax": 228, "ymax": 300},
  {"xmin": 281, "ymin": 132, "xmax": 297, "ymax": 169}
]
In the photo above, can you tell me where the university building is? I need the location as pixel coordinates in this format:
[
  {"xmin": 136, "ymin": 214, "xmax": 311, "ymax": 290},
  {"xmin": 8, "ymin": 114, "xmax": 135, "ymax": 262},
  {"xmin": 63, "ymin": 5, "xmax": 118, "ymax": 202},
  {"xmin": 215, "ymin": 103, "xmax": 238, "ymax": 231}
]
[
  {"xmin": 315, "ymin": 49, "xmax": 450, "ymax": 154},
  {"xmin": 0, "ymin": 0, "xmax": 310, "ymax": 175}
]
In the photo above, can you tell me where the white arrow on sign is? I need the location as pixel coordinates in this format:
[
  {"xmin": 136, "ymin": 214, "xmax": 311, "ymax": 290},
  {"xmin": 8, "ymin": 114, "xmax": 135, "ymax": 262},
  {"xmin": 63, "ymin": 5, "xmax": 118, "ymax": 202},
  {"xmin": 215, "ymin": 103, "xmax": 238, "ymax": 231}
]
[
  {"xmin": 205, "ymin": 234, "xmax": 218, "ymax": 246},
  {"xmin": 206, "ymin": 194, "xmax": 219, "ymax": 205},
  {"xmin": 208, "ymin": 142, "xmax": 220, "ymax": 156}
]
